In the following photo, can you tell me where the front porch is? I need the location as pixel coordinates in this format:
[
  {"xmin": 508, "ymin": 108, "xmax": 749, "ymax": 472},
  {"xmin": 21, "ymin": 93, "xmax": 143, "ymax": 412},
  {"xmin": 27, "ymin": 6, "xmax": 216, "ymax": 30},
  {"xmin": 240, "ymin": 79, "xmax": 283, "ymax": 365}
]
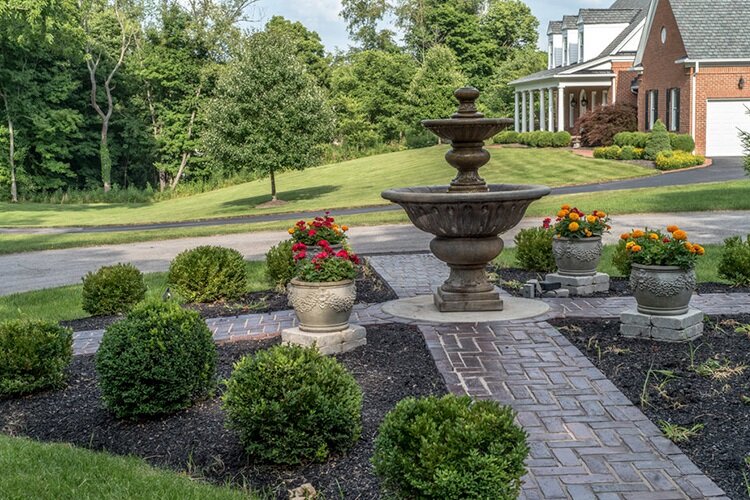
[{"xmin": 513, "ymin": 85, "xmax": 613, "ymax": 134}]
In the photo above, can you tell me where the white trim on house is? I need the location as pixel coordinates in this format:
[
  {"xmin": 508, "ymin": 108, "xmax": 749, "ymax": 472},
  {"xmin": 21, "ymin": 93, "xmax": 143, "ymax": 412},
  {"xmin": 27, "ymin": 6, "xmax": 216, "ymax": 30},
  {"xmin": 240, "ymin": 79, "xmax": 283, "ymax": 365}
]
[{"xmin": 634, "ymin": 0, "xmax": 659, "ymax": 67}]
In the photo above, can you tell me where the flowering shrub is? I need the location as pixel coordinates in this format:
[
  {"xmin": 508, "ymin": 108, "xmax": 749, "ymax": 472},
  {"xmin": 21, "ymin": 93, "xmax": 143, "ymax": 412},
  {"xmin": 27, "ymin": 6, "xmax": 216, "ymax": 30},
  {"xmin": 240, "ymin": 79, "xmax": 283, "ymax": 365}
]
[
  {"xmin": 547, "ymin": 205, "xmax": 610, "ymax": 239},
  {"xmin": 288, "ymin": 212, "xmax": 348, "ymax": 245},
  {"xmin": 655, "ymin": 150, "xmax": 705, "ymax": 170},
  {"xmin": 293, "ymin": 240, "xmax": 360, "ymax": 282},
  {"xmin": 619, "ymin": 226, "xmax": 704, "ymax": 269}
]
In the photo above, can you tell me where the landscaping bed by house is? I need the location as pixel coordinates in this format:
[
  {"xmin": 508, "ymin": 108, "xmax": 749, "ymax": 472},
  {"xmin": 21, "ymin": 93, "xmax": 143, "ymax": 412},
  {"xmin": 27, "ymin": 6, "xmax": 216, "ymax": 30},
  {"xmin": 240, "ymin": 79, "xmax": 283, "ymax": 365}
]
[
  {"xmin": 0, "ymin": 323, "xmax": 446, "ymax": 498},
  {"xmin": 549, "ymin": 315, "xmax": 750, "ymax": 500}
]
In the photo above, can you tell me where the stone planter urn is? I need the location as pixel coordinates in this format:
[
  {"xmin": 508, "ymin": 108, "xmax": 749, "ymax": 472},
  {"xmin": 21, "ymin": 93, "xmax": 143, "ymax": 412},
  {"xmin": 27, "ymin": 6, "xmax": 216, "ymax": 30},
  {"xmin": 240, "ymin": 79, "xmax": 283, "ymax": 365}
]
[
  {"xmin": 287, "ymin": 278, "xmax": 356, "ymax": 332},
  {"xmin": 630, "ymin": 264, "xmax": 696, "ymax": 316},
  {"xmin": 552, "ymin": 236, "xmax": 602, "ymax": 276}
]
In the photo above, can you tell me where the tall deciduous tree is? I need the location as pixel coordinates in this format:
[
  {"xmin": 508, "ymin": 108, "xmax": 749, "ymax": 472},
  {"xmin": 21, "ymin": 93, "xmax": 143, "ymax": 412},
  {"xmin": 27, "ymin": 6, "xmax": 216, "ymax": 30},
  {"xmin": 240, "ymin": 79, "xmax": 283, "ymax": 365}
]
[
  {"xmin": 407, "ymin": 45, "xmax": 466, "ymax": 122},
  {"xmin": 202, "ymin": 31, "xmax": 334, "ymax": 203},
  {"xmin": 265, "ymin": 16, "xmax": 331, "ymax": 88},
  {"xmin": 340, "ymin": 0, "xmax": 395, "ymax": 50},
  {"xmin": 483, "ymin": 47, "xmax": 546, "ymax": 116}
]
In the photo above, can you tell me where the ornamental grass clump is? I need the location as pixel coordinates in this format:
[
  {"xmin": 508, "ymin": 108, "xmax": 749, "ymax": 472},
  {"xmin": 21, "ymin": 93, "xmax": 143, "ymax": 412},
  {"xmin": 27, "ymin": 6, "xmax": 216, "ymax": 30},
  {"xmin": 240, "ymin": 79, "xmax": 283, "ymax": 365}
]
[
  {"xmin": 372, "ymin": 394, "xmax": 529, "ymax": 499},
  {"xmin": 222, "ymin": 344, "xmax": 362, "ymax": 464},
  {"xmin": 618, "ymin": 226, "xmax": 704, "ymax": 270},
  {"xmin": 292, "ymin": 240, "xmax": 360, "ymax": 282},
  {"xmin": 548, "ymin": 204, "xmax": 611, "ymax": 239},
  {"xmin": 287, "ymin": 212, "xmax": 349, "ymax": 246}
]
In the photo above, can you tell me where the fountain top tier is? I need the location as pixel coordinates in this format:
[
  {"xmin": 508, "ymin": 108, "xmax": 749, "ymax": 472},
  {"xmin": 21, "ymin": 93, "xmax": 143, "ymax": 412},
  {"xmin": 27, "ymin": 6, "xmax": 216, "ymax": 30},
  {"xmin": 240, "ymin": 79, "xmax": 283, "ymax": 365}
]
[{"xmin": 421, "ymin": 87, "xmax": 513, "ymax": 193}]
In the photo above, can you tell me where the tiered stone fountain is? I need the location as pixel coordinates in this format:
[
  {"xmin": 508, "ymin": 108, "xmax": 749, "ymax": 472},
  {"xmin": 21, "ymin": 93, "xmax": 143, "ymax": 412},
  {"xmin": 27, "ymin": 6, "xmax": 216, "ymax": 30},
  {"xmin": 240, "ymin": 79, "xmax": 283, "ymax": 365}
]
[{"xmin": 382, "ymin": 87, "xmax": 550, "ymax": 313}]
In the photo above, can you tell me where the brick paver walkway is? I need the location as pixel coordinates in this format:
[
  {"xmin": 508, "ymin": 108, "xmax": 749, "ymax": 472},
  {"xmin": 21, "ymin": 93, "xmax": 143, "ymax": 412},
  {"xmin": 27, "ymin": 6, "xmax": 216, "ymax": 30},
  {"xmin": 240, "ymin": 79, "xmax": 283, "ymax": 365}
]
[{"xmin": 70, "ymin": 253, "xmax": 745, "ymax": 498}]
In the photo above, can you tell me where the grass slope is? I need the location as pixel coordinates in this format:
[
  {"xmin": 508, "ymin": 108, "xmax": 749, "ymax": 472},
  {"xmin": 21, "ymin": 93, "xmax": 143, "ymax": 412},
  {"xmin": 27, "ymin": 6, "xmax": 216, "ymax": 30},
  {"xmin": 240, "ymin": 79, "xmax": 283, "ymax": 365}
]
[
  {"xmin": 0, "ymin": 435, "xmax": 255, "ymax": 499},
  {"xmin": 0, "ymin": 147, "xmax": 652, "ymax": 228}
]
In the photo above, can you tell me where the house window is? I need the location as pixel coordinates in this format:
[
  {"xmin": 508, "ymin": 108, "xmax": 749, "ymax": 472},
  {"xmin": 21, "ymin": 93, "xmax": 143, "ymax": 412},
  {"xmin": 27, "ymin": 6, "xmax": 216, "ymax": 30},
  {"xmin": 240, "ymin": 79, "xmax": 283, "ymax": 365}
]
[
  {"xmin": 563, "ymin": 35, "xmax": 568, "ymax": 65},
  {"xmin": 554, "ymin": 48, "xmax": 563, "ymax": 67},
  {"xmin": 570, "ymin": 42, "xmax": 578, "ymax": 64},
  {"xmin": 579, "ymin": 31, "xmax": 584, "ymax": 62},
  {"xmin": 661, "ymin": 27, "xmax": 667, "ymax": 44},
  {"xmin": 646, "ymin": 89, "xmax": 658, "ymax": 130},
  {"xmin": 667, "ymin": 88, "xmax": 680, "ymax": 131},
  {"xmin": 548, "ymin": 44, "xmax": 553, "ymax": 68}
]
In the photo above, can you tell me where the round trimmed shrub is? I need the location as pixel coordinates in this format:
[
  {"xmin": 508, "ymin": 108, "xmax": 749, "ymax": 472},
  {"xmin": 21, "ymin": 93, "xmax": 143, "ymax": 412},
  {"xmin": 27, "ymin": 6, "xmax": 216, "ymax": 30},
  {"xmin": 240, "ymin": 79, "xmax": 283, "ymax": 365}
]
[
  {"xmin": 514, "ymin": 227, "xmax": 555, "ymax": 272},
  {"xmin": 372, "ymin": 395, "xmax": 529, "ymax": 499},
  {"xmin": 593, "ymin": 145, "xmax": 622, "ymax": 160},
  {"xmin": 265, "ymin": 240, "xmax": 295, "ymax": 288},
  {"xmin": 552, "ymin": 130, "xmax": 572, "ymax": 147},
  {"xmin": 670, "ymin": 133, "xmax": 695, "ymax": 152},
  {"xmin": 0, "ymin": 320, "xmax": 73, "ymax": 397},
  {"xmin": 168, "ymin": 245, "xmax": 247, "ymax": 303},
  {"xmin": 718, "ymin": 235, "xmax": 750, "ymax": 286},
  {"xmin": 493, "ymin": 130, "xmax": 520, "ymax": 144},
  {"xmin": 81, "ymin": 263, "xmax": 147, "ymax": 316},
  {"xmin": 222, "ymin": 344, "xmax": 362, "ymax": 464},
  {"xmin": 96, "ymin": 300, "xmax": 217, "ymax": 418}
]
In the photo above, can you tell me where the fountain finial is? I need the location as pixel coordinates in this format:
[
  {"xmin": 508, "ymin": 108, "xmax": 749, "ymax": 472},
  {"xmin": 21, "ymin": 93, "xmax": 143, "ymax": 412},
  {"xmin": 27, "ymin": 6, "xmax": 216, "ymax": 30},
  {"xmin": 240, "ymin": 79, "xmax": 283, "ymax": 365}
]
[{"xmin": 452, "ymin": 87, "xmax": 484, "ymax": 119}]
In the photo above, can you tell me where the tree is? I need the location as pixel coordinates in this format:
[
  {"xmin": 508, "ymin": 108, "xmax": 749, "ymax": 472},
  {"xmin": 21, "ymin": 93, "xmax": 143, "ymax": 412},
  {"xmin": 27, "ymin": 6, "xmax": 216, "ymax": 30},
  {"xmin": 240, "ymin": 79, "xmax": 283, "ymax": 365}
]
[
  {"xmin": 202, "ymin": 31, "xmax": 334, "ymax": 203},
  {"xmin": 340, "ymin": 0, "xmax": 394, "ymax": 50},
  {"xmin": 265, "ymin": 16, "xmax": 331, "ymax": 88},
  {"xmin": 483, "ymin": 47, "xmax": 546, "ymax": 116},
  {"xmin": 407, "ymin": 45, "xmax": 465, "ymax": 126}
]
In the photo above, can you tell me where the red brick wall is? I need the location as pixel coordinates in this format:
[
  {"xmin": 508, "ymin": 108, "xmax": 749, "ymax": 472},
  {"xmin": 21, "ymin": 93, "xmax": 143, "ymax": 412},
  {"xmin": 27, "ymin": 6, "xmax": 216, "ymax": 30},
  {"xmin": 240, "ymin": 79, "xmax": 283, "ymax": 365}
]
[
  {"xmin": 611, "ymin": 61, "xmax": 639, "ymax": 107},
  {"xmin": 693, "ymin": 66, "xmax": 750, "ymax": 154},
  {"xmin": 638, "ymin": 0, "xmax": 690, "ymax": 134}
]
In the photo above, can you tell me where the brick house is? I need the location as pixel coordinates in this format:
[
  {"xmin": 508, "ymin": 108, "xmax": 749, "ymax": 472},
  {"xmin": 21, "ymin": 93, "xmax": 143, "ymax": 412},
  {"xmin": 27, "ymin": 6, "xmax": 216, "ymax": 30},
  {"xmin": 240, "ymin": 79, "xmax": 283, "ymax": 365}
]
[{"xmin": 509, "ymin": 0, "xmax": 750, "ymax": 157}]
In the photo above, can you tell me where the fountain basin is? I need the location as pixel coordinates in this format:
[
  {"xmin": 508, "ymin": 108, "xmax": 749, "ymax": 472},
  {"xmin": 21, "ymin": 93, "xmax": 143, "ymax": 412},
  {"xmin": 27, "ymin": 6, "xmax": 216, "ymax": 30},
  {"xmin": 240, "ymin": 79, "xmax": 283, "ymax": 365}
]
[{"xmin": 381, "ymin": 184, "xmax": 551, "ymax": 237}]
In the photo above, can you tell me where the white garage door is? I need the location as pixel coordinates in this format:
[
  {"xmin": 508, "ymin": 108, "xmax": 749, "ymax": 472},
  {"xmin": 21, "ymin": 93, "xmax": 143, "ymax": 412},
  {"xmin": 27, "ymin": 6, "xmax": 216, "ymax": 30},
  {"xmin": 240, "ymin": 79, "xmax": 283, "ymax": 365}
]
[{"xmin": 706, "ymin": 100, "xmax": 750, "ymax": 156}]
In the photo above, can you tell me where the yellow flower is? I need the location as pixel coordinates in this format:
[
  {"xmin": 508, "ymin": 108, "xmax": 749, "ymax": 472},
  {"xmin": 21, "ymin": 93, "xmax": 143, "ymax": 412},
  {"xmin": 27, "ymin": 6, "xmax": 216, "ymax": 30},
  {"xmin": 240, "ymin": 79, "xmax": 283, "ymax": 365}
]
[
  {"xmin": 667, "ymin": 225, "xmax": 679, "ymax": 233},
  {"xmin": 626, "ymin": 241, "xmax": 636, "ymax": 249},
  {"xmin": 585, "ymin": 230, "xmax": 592, "ymax": 237},
  {"xmin": 557, "ymin": 209, "xmax": 569, "ymax": 218},
  {"xmin": 673, "ymin": 229, "xmax": 688, "ymax": 241},
  {"xmin": 586, "ymin": 215, "xmax": 597, "ymax": 224},
  {"xmin": 569, "ymin": 212, "xmax": 580, "ymax": 221},
  {"xmin": 632, "ymin": 229, "xmax": 645, "ymax": 238},
  {"xmin": 287, "ymin": 228, "xmax": 295, "ymax": 234},
  {"xmin": 631, "ymin": 244, "xmax": 642, "ymax": 252},
  {"xmin": 568, "ymin": 222, "xmax": 580, "ymax": 232},
  {"xmin": 649, "ymin": 233, "xmax": 659, "ymax": 240}
]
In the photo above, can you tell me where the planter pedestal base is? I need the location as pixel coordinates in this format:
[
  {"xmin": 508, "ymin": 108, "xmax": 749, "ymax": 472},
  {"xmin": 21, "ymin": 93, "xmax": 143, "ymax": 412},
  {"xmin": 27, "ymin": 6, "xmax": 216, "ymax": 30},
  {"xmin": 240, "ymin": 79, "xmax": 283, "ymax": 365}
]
[
  {"xmin": 545, "ymin": 272, "xmax": 609, "ymax": 296},
  {"xmin": 282, "ymin": 324, "xmax": 366, "ymax": 355},
  {"xmin": 620, "ymin": 308, "xmax": 703, "ymax": 342},
  {"xmin": 434, "ymin": 287, "xmax": 503, "ymax": 312}
]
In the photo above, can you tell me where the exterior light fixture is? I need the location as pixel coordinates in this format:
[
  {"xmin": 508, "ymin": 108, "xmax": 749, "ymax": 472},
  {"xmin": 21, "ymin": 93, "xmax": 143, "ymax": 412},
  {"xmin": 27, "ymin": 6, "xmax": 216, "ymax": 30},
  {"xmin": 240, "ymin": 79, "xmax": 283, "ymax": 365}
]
[
  {"xmin": 740, "ymin": 77, "xmax": 746, "ymax": 90},
  {"xmin": 581, "ymin": 96, "xmax": 588, "ymax": 107},
  {"xmin": 570, "ymin": 96, "xmax": 577, "ymax": 108}
]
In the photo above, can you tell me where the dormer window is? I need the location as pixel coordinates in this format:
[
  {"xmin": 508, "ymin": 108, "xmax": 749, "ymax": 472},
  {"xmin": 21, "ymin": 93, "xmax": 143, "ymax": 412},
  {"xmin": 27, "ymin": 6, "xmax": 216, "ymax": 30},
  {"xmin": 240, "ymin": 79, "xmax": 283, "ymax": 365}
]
[
  {"xmin": 579, "ymin": 30, "xmax": 584, "ymax": 61},
  {"xmin": 563, "ymin": 35, "xmax": 568, "ymax": 65},
  {"xmin": 660, "ymin": 27, "xmax": 667, "ymax": 44}
]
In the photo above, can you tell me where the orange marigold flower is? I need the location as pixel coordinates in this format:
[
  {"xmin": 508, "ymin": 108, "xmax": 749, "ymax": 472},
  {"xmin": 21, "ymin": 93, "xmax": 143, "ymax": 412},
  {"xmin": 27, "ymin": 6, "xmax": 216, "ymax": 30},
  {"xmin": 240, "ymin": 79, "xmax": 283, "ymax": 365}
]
[
  {"xmin": 288, "ymin": 228, "xmax": 295, "ymax": 234},
  {"xmin": 557, "ymin": 209, "xmax": 569, "ymax": 218},
  {"xmin": 667, "ymin": 225, "xmax": 679, "ymax": 233},
  {"xmin": 695, "ymin": 245, "xmax": 705, "ymax": 255},
  {"xmin": 631, "ymin": 244, "xmax": 642, "ymax": 252},
  {"xmin": 672, "ymin": 230, "xmax": 688, "ymax": 241},
  {"xmin": 568, "ymin": 222, "xmax": 580, "ymax": 232},
  {"xmin": 632, "ymin": 229, "xmax": 645, "ymax": 238},
  {"xmin": 684, "ymin": 242, "xmax": 694, "ymax": 251},
  {"xmin": 620, "ymin": 232, "xmax": 631, "ymax": 240},
  {"xmin": 569, "ymin": 212, "xmax": 580, "ymax": 221},
  {"xmin": 561, "ymin": 204, "xmax": 571, "ymax": 210},
  {"xmin": 586, "ymin": 215, "xmax": 597, "ymax": 224},
  {"xmin": 649, "ymin": 233, "xmax": 659, "ymax": 240},
  {"xmin": 598, "ymin": 211, "xmax": 607, "ymax": 218},
  {"xmin": 341, "ymin": 225, "xmax": 349, "ymax": 231},
  {"xmin": 585, "ymin": 230, "xmax": 592, "ymax": 237},
  {"xmin": 626, "ymin": 241, "xmax": 636, "ymax": 249}
]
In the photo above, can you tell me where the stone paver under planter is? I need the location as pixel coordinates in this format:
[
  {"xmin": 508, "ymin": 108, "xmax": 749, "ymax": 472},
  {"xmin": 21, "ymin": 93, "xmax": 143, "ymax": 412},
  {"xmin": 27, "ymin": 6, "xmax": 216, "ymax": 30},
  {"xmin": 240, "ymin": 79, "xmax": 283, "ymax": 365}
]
[{"xmin": 68, "ymin": 253, "xmax": 742, "ymax": 499}]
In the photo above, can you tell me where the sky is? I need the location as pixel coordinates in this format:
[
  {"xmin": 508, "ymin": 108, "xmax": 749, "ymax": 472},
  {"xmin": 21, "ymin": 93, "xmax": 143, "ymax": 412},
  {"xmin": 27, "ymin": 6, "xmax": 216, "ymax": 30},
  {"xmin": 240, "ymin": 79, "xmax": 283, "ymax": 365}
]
[{"xmin": 249, "ymin": 0, "xmax": 615, "ymax": 52}]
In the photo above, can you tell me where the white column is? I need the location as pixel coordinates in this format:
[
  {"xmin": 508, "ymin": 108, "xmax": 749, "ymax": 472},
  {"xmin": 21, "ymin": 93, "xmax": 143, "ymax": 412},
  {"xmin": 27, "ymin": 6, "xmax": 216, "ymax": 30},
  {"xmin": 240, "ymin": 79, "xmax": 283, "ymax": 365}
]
[
  {"xmin": 529, "ymin": 90, "xmax": 535, "ymax": 131},
  {"xmin": 521, "ymin": 91, "xmax": 527, "ymax": 132},
  {"xmin": 557, "ymin": 86, "xmax": 565, "ymax": 132},
  {"xmin": 514, "ymin": 92, "xmax": 520, "ymax": 132},
  {"xmin": 539, "ymin": 89, "xmax": 546, "ymax": 131},
  {"xmin": 548, "ymin": 88, "xmax": 554, "ymax": 131}
]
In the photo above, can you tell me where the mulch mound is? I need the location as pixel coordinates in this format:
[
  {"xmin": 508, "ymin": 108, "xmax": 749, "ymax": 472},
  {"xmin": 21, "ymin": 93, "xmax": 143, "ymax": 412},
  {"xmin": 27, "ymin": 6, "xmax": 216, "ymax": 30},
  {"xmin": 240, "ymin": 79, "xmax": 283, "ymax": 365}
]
[
  {"xmin": 0, "ymin": 323, "xmax": 446, "ymax": 499},
  {"xmin": 549, "ymin": 314, "xmax": 750, "ymax": 500}
]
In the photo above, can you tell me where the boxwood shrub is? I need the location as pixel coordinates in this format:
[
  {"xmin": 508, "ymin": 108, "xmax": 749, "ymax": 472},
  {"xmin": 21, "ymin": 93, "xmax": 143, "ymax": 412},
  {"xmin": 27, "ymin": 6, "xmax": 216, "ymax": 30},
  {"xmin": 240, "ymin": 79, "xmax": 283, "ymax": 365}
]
[
  {"xmin": 96, "ymin": 300, "xmax": 217, "ymax": 419},
  {"xmin": 168, "ymin": 246, "xmax": 247, "ymax": 303},
  {"xmin": 223, "ymin": 344, "xmax": 362, "ymax": 464},
  {"xmin": 500, "ymin": 130, "xmax": 570, "ymax": 147},
  {"xmin": 718, "ymin": 235, "xmax": 750, "ymax": 286},
  {"xmin": 81, "ymin": 263, "xmax": 147, "ymax": 316},
  {"xmin": 655, "ymin": 150, "xmax": 705, "ymax": 170},
  {"xmin": 593, "ymin": 145, "xmax": 622, "ymax": 160},
  {"xmin": 514, "ymin": 227, "xmax": 555, "ymax": 272},
  {"xmin": 613, "ymin": 131, "xmax": 649, "ymax": 149},
  {"xmin": 0, "ymin": 320, "xmax": 73, "ymax": 398},
  {"xmin": 669, "ymin": 133, "xmax": 695, "ymax": 152},
  {"xmin": 551, "ymin": 130, "xmax": 572, "ymax": 147},
  {"xmin": 493, "ymin": 130, "xmax": 520, "ymax": 144},
  {"xmin": 619, "ymin": 145, "xmax": 644, "ymax": 160},
  {"xmin": 372, "ymin": 394, "xmax": 529, "ymax": 499},
  {"xmin": 265, "ymin": 240, "xmax": 295, "ymax": 288}
]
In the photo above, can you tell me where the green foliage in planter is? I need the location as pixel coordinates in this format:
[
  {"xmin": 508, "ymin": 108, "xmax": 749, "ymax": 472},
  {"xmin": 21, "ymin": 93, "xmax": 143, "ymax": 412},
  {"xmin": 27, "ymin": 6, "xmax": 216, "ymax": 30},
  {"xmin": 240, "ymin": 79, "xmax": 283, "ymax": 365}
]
[
  {"xmin": 611, "ymin": 239, "xmax": 632, "ymax": 276},
  {"xmin": 81, "ymin": 263, "xmax": 147, "ymax": 316},
  {"xmin": 265, "ymin": 240, "xmax": 295, "ymax": 288},
  {"xmin": 493, "ymin": 130, "xmax": 520, "ymax": 144},
  {"xmin": 372, "ymin": 394, "xmax": 529, "ymax": 499},
  {"xmin": 223, "ymin": 344, "xmax": 362, "ymax": 464},
  {"xmin": 167, "ymin": 246, "xmax": 247, "ymax": 303},
  {"xmin": 614, "ymin": 131, "xmax": 649, "ymax": 149},
  {"xmin": 655, "ymin": 150, "xmax": 705, "ymax": 170},
  {"xmin": 96, "ymin": 301, "xmax": 217, "ymax": 419},
  {"xmin": 644, "ymin": 120, "xmax": 671, "ymax": 160},
  {"xmin": 669, "ymin": 133, "xmax": 695, "ymax": 152},
  {"xmin": 514, "ymin": 227, "xmax": 555, "ymax": 272},
  {"xmin": 593, "ymin": 145, "xmax": 622, "ymax": 160},
  {"xmin": 718, "ymin": 235, "xmax": 750, "ymax": 286},
  {"xmin": 0, "ymin": 320, "xmax": 72, "ymax": 397},
  {"xmin": 551, "ymin": 130, "xmax": 572, "ymax": 147}
]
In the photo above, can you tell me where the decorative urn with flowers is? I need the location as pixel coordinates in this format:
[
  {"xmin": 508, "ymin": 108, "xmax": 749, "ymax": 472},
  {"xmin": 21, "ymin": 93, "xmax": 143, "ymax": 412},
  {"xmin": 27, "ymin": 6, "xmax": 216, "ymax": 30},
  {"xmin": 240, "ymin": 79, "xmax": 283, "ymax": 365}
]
[
  {"xmin": 287, "ymin": 212, "xmax": 349, "ymax": 258},
  {"xmin": 548, "ymin": 204, "xmax": 611, "ymax": 276},
  {"xmin": 287, "ymin": 238, "xmax": 361, "ymax": 332},
  {"xmin": 620, "ymin": 226, "xmax": 704, "ymax": 315}
]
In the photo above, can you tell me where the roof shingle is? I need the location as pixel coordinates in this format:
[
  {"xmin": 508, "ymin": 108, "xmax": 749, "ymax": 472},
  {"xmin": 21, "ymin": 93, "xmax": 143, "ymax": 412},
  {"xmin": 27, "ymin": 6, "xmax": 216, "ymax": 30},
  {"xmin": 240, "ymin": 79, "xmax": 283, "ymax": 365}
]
[
  {"xmin": 578, "ymin": 8, "xmax": 640, "ymax": 24},
  {"xmin": 669, "ymin": 0, "xmax": 750, "ymax": 59},
  {"xmin": 547, "ymin": 20, "xmax": 562, "ymax": 35}
]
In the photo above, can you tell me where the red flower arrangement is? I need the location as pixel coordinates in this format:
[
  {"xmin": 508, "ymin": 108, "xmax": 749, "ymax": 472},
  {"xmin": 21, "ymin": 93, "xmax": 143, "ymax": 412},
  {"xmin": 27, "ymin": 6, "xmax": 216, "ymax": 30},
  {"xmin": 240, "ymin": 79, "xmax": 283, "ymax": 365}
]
[{"xmin": 293, "ymin": 240, "xmax": 360, "ymax": 282}]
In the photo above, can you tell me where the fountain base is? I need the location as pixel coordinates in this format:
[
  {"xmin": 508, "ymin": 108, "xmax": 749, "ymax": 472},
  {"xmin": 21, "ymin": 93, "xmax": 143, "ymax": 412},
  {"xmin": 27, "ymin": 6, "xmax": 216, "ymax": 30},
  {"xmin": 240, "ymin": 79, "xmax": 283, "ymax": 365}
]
[{"xmin": 434, "ymin": 288, "xmax": 503, "ymax": 312}]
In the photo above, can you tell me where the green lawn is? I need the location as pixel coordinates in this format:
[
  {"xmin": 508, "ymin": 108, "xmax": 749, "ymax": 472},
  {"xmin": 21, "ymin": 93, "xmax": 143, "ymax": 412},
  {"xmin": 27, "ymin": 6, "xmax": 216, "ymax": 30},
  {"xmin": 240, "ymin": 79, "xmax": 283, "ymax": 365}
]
[
  {"xmin": 0, "ymin": 146, "xmax": 652, "ymax": 228},
  {"xmin": 0, "ymin": 261, "xmax": 270, "ymax": 324},
  {"xmin": 0, "ymin": 435, "xmax": 256, "ymax": 499}
]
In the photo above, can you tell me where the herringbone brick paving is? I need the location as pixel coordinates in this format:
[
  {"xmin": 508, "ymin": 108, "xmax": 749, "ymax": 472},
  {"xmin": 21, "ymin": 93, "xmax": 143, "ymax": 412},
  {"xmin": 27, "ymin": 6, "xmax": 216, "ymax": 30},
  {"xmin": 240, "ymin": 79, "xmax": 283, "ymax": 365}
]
[{"xmin": 69, "ymin": 253, "xmax": 739, "ymax": 498}]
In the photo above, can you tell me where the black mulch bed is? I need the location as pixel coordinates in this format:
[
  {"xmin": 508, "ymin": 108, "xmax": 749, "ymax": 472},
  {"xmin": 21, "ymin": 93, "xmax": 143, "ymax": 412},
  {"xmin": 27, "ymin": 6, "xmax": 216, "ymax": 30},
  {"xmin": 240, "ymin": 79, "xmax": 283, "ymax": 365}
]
[
  {"xmin": 60, "ymin": 261, "xmax": 398, "ymax": 332},
  {"xmin": 549, "ymin": 314, "xmax": 750, "ymax": 500},
  {"xmin": 0, "ymin": 323, "xmax": 446, "ymax": 499},
  {"xmin": 493, "ymin": 267, "xmax": 750, "ymax": 298}
]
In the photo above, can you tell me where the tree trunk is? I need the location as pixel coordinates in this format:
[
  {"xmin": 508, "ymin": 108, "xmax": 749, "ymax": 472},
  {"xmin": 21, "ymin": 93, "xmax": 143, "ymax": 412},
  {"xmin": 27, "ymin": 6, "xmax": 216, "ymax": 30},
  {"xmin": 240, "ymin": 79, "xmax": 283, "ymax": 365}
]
[
  {"xmin": 170, "ymin": 85, "xmax": 202, "ymax": 190},
  {"xmin": 1, "ymin": 92, "xmax": 17, "ymax": 203},
  {"xmin": 270, "ymin": 167, "xmax": 277, "ymax": 201},
  {"xmin": 100, "ymin": 124, "xmax": 111, "ymax": 192}
]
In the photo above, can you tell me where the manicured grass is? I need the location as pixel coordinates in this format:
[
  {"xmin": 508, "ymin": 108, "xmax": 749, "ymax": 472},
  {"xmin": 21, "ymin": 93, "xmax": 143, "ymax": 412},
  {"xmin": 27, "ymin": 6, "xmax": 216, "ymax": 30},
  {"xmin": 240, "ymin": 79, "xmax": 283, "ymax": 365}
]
[
  {"xmin": 1, "ymin": 179, "xmax": 748, "ymax": 256},
  {"xmin": 0, "ymin": 146, "xmax": 651, "ymax": 228},
  {"xmin": 0, "ymin": 435, "xmax": 255, "ymax": 499},
  {"xmin": 0, "ymin": 261, "xmax": 271, "ymax": 323},
  {"xmin": 496, "ymin": 243, "xmax": 725, "ymax": 283}
]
